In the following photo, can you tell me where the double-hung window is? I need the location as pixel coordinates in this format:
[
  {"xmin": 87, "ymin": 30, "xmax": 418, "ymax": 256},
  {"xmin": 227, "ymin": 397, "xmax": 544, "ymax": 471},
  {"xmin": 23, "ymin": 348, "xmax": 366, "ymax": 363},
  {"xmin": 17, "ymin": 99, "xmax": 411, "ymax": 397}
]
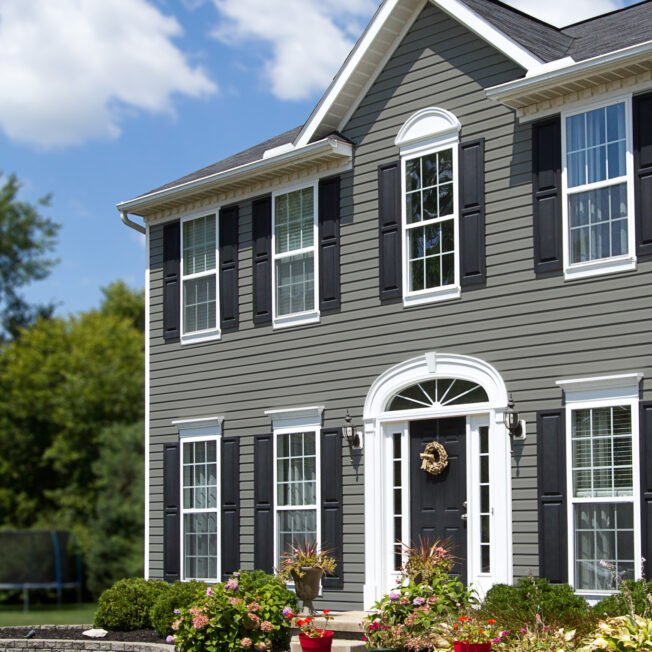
[
  {"xmin": 401, "ymin": 143, "xmax": 460, "ymax": 305},
  {"xmin": 272, "ymin": 185, "xmax": 319, "ymax": 328},
  {"xmin": 563, "ymin": 98, "xmax": 635, "ymax": 278},
  {"xmin": 559, "ymin": 374, "xmax": 642, "ymax": 595},
  {"xmin": 180, "ymin": 429, "xmax": 220, "ymax": 581},
  {"xmin": 274, "ymin": 430, "xmax": 319, "ymax": 564},
  {"xmin": 181, "ymin": 214, "xmax": 219, "ymax": 342}
]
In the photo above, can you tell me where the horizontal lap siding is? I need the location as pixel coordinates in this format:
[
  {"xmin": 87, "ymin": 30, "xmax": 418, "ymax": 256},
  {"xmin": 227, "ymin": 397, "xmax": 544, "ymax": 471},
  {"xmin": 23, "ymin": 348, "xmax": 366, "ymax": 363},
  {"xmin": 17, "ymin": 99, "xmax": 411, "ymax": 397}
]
[{"xmin": 147, "ymin": 2, "xmax": 652, "ymax": 605}]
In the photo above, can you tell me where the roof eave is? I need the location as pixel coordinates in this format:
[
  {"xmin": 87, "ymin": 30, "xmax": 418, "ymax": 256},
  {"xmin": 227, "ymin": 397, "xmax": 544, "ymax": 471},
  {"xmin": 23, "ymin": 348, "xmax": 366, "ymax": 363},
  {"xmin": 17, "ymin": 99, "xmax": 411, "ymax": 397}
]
[
  {"xmin": 117, "ymin": 137, "xmax": 353, "ymax": 217},
  {"xmin": 486, "ymin": 40, "xmax": 652, "ymax": 109}
]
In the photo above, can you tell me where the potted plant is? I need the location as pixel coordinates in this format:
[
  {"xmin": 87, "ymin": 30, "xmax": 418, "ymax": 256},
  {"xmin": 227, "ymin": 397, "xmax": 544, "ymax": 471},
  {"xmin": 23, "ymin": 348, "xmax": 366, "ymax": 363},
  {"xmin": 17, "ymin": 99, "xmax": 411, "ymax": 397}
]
[
  {"xmin": 401, "ymin": 536, "xmax": 455, "ymax": 585},
  {"xmin": 452, "ymin": 616, "xmax": 505, "ymax": 652},
  {"xmin": 287, "ymin": 611, "xmax": 335, "ymax": 652},
  {"xmin": 278, "ymin": 540, "xmax": 336, "ymax": 614}
]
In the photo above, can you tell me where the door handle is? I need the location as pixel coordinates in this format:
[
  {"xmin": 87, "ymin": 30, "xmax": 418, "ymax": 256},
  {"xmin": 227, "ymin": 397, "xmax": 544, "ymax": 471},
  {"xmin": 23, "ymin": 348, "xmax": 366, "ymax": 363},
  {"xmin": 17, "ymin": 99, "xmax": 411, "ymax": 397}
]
[{"xmin": 460, "ymin": 513, "xmax": 468, "ymax": 521}]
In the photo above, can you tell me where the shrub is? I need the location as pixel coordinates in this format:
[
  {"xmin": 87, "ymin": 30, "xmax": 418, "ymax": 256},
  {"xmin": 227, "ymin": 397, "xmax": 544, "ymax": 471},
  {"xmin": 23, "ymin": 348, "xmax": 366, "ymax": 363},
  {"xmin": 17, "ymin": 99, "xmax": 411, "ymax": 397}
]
[
  {"xmin": 592, "ymin": 579, "xmax": 652, "ymax": 618},
  {"xmin": 237, "ymin": 569, "xmax": 288, "ymax": 592},
  {"xmin": 94, "ymin": 577, "xmax": 170, "ymax": 631},
  {"xmin": 151, "ymin": 580, "xmax": 207, "ymax": 637},
  {"xmin": 581, "ymin": 615, "xmax": 652, "ymax": 650},
  {"xmin": 481, "ymin": 576, "xmax": 592, "ymax": 635},
  {"xmin": 171, "ymin": 572, "xmax": 298, "ymax": 651}
]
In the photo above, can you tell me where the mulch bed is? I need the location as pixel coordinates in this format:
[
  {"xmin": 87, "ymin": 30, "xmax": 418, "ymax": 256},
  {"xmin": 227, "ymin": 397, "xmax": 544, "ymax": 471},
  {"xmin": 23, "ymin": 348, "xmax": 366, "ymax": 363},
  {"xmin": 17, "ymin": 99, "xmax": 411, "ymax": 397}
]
[{"xmin": 0, "ymin": 627, "xmax": 167, "ymax": 644}]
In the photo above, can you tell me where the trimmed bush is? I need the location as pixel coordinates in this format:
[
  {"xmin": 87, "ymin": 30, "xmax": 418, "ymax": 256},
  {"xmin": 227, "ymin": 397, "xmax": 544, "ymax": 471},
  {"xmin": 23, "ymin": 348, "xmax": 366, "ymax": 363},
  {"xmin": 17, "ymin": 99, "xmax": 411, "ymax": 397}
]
[
  {"xmin": 94, "ymin": 578, "xmax": 170, "ymax": 631},
  {"xmin": 592, "ymin": 579, "xmax": 652, "ymax": 617},
  {"xmin": 481, "ymin": 576, "xmax": 592, "ymax": 634},
  {"xmin": 151, "ymin": 580, "xmax": 207, "ymax": 637}
]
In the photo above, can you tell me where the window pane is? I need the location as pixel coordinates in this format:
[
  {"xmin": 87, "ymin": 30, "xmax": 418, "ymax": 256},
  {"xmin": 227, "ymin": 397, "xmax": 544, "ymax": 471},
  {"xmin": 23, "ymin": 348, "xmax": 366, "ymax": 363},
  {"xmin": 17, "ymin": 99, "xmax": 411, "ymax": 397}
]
[
  {"xmin": 183, "ymin": 276, "xmax": 216, "ymax": 334},
  {"xmin": 425, "ymin": 224, "xmax": 440, "ymax": 256},
  {"xmin": 406, "ymin": 192, "xmax": 421, "ymax": 224},
  {"xmin": 275, "ymin": 252, "xmax": 314, "ymax": 316},
  {"xmin": 406, "ymin": 158, "xmax": 421, "ymax": 192},
  {"xmin": 275, "ymin": 187, "xmax": 313, "ymax": 254},
  {"xmin": 410, "ymin": 259, "xmax": 424, "ymax": 292},
  {"xmin": 439, "ymin": 183, "xmax": 453, "ymax": 216},
  {"xmin": 438, "ymin": 149, "xmax": 453, "ymax": 183},
  {"xmin": 184, "ymin": 513, "xmax": 218, "ymax": 580},
  {"xmin": 183, "ymin": 216, "xmax": 216, "ymax": 276},
  {"xmin": 425, "ymin": 256, "xmax": 440, "ymax": 289},
  {"xmin": 422, "ymin": 153, "xmax": 437, "ymax": 188},
  {"xmin": 423, "ymin": 188, "xmax": 438, "ymax": 221},
  {"xmin": 277, "ymin": 510, "xmax": 317, "ymax": 562}
]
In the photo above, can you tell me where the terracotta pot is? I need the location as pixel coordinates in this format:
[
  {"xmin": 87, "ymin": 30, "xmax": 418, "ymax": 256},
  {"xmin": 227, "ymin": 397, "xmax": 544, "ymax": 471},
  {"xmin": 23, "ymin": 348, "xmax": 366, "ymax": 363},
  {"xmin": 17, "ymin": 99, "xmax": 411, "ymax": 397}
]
[
  {"xmin": 453, "ymin": 642, "xmax": 492, "ymax": 652},
  {"xmin": 298, "ymin": 630, "xmax": 333, "ymax": 652},
  {"xmin": 291, "ymin": 567, "xmax": 324, "ymax": 613}
]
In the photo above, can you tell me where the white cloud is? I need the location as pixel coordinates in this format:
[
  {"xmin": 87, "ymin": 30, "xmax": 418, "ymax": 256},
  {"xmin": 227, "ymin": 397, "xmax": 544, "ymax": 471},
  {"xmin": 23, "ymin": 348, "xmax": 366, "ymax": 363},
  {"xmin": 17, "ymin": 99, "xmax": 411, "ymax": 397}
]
[
  {"xmin": 0, "ymin": 0, "xmax": 217, "ymax": 148},
  {"xmin": 210, "ymin": 0, "xmax": 377, "ymax": 101},
  {"xmin": 503, "ymin": 0, "xmax": 625, "ymax": 27}
]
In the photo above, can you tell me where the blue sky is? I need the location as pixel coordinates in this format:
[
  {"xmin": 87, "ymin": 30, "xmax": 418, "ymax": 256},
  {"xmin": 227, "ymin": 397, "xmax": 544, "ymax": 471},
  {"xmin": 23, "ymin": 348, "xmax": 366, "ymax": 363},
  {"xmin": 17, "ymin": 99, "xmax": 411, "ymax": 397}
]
[{"xmin": 1, "ymin": 0, "xmax": 633, "ymax": 316}]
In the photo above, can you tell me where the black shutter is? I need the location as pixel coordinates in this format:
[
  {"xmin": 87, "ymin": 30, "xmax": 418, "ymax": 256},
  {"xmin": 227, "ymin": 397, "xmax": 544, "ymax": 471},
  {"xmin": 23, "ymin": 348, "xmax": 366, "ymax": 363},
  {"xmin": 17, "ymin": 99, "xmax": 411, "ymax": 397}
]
[
  {"xmin": 219, "ymin": 205, "xmax": 239, "ymax": 330},
  {"xmin": 318, "ymin": 176, "xmax": 341, "ymax": 312},
  {"xmin": 254, "ymin": 434, "xmax": 274, "ymax": 573},
  {"xmin": 252, "ymin": 197, "xmax": 272, "ymax": 324},
  {"xmin": 321, "ymin": 428, "xmax": 343, "ymax": 589},
  {"xmin": 221, "ymin": 437, "xmax": 240, "ymax": 578},
  {"xmin": 459, "ymin": 139, "xmax": 486, "ymax": 286},
  {"xmin": 532, "ymin": 117, "xmax": 563, "ymax": 275},
  {"xmin": 163, "ymin": 221, "xmax": 181, "ymax": 340},
  {"xmin": 378, "ymin": 162, "xmax": 402, "ymax": 300},
  {"xmin": 634, "ymin": 92, "xmax": 652, "ymax": 258},
  {"xmin": 163, "ymin": 442, "xmax": 180, "ymax": 582},
  {"xmin": 537, "ymin": 409, "xmax": 567, "ymax": 583},
  {"xmin": 640, "ymin": 402, "xmax": 652, "ymax": 566}
]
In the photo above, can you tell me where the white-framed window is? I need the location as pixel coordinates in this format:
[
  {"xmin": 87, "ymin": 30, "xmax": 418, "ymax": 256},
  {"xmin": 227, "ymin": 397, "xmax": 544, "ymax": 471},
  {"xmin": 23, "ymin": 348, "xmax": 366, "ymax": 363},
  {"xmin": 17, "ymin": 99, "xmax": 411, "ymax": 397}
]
[
  {"xmin": 562, "ymin": 96, "xmax": 636, "ymax": 280},
  {"xmin": 176, "ymin": 419, "xmax": 223, "ymax": 582},
  {"xmin": 266, "ymin": 406, "xmax": 323, "ymax": 564},
  {"xmin": 557, "ymin": 374, "xmax": 643, "ymax": 595},
  {"xmin": 180, "ymin": 212, "xmax": 220, "ymax": 343},
  {"xmin": 271, "ymin": 183, "xmax": 319, "ymax": 329},
  {"xmin": 396, "ymin": 108, "xmax": 462, "ymax": 307}
]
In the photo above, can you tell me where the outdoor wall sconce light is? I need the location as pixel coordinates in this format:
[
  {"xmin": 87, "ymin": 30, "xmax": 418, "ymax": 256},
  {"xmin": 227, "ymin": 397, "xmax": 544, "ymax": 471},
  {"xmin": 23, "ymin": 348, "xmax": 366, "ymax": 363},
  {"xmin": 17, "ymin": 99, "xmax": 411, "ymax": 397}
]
[
  {"xmin": 503, "ymin": 394, "xmax": 526, "ymax": 440},
  {"xmin": 343, "ymin": 410, "xmax": 362, "ymax": 449}
]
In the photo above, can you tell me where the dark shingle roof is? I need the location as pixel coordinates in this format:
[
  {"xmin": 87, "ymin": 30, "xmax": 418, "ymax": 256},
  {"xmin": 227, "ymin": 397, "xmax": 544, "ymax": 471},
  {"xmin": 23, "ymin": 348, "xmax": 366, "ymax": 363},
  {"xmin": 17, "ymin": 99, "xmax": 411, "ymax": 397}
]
[
  {"xmin": 146, "ymin": 125, "xmax": 303, "ymax": 195},
  {"xmin": 459, "ymin": 0, "xmax": 652, "ymax": 63}
]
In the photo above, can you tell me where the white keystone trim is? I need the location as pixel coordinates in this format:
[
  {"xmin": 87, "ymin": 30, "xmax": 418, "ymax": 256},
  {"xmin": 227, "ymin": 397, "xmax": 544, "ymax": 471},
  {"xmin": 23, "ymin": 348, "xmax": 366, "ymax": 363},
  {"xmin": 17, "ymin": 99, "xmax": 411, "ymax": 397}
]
[{"xmin": 556, "ymin": 373, "xmax": 644, "ymax": 403}]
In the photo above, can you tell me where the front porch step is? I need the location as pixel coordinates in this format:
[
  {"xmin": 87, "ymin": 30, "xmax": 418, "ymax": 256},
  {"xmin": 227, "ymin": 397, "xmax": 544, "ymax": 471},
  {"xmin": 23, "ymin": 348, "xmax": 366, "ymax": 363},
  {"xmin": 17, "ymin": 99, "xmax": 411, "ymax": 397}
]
[{"xmin": 290, "ymin": 636, "xmax": 366, "ymax": 652}]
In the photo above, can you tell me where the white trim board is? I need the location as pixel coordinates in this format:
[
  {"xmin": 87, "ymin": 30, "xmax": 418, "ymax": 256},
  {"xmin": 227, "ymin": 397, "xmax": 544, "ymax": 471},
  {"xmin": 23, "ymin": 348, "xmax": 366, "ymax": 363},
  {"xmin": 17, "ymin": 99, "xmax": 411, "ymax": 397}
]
[{"xmin": 144, "ymin": 222, "xmax": 151, "ymax": 579}]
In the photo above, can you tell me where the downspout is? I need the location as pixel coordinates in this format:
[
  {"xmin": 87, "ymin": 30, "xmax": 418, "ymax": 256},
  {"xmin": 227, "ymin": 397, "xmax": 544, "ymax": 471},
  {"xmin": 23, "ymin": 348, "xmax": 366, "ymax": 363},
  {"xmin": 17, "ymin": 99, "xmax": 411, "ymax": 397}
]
[{"xmin": 121, "ymin": 210, "xmax": 146, "ymax": 234}]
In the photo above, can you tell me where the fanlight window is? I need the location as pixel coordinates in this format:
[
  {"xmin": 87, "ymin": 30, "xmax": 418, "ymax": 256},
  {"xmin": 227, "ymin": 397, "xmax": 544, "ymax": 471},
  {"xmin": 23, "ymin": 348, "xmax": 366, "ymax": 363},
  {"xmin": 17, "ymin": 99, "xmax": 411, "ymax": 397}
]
[{"xmin": 387, "ymin": 378, "xmax": 488, "ymax": 411}]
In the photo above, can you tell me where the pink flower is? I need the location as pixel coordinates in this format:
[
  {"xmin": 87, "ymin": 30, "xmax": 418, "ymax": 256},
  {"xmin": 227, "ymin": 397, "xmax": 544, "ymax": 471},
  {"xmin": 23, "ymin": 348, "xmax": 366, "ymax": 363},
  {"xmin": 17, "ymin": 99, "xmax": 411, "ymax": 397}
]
[
  {"xmin": 240, "ymin": 638, "xmax": 253, "ymax": 648},
  {"xmin": 206, "ymin": 587, "xmax": 215, "ymax": 597},
  {"xmin": 225, "ymin": 578, "xmax": 239, "ymax": 591},
  {"xmin": 261, "ymin": 621, "xmax": 274, "ymax": 633},
  {"xmin": 166, "ymin": 635, "xmax": 175, "ymax": 644},
  {"xmin": 192, "ymin": 615, "xmax": 209, "ymax": 630},
  {"xmin": 171, "ymin": 619, "xmax": 181, "ymax": 631},
  {"xmin": 256, "ymin": 643, "xmax": 267, "ymax": 651},
  {"xmin": 248, "ymin": 602, "xmax": 262, "ymax": 613},
  {"xmin": 189, "ymin": 607, "xmax": 203, "ymax": 617}
]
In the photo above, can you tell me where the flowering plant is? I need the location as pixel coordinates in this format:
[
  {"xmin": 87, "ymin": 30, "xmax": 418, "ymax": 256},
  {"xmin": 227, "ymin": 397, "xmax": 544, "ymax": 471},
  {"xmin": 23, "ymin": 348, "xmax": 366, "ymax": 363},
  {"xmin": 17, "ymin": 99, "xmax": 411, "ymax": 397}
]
[
  {"xmin": 452, "ymin": 615, "xmax": 506, "ymax": 645},
  {"xmin": 277, "ymin": 540, "xmax": 337, "ymax": 581},
  {"xmin": 287, "ymin": 610, "xmax": 334, "ymax": 638},
  {"xmin": 402, "ymin": 536, "xmax": 455, "ymax": 584}
]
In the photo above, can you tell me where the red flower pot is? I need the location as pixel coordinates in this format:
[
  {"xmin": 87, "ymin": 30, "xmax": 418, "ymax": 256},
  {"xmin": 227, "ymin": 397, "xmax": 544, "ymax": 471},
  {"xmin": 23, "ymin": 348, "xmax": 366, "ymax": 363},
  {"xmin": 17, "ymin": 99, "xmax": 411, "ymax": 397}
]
[
  {"xmin": 453, "ymin": 642, "xmax": 492, "ymax": 652},
  {"xmin": 299, "ymin": 631, "xmax": 334, "ymax": 652}
]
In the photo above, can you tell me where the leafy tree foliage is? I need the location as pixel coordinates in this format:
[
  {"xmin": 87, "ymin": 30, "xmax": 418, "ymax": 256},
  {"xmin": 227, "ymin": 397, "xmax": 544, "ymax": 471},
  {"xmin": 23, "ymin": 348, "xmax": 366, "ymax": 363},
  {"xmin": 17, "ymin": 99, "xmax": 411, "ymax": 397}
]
[{"xmin": 0, "ymin": 174, "xmax": 59, "ymax": 339}]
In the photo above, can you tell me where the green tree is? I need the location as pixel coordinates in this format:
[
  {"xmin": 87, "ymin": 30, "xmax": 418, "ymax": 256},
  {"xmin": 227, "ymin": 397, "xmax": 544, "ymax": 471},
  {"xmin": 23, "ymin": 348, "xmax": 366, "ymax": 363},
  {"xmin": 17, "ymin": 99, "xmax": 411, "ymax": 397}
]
[{"xmin": 0, "ymin": 173, "xmax": 59, "ymax": 339}]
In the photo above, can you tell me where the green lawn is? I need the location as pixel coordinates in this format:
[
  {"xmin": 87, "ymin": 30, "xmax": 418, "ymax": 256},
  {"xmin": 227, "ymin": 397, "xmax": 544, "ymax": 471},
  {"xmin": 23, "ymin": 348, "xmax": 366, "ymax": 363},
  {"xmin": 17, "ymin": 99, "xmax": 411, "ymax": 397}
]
[{"xmin": 0, "ymin": 604, "xmax": 97, "ymax": 627}]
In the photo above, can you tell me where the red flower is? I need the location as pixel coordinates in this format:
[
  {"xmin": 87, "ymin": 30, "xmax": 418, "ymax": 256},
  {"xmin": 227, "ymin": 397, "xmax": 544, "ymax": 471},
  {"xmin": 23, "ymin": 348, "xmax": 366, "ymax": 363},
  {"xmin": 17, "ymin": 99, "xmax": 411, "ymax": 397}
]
[
  {"xmin": 486, "ymin": 619, "xmax": 496, "ymax": 624},
  {"xmin": 458, "ymin": 616, "xmax": 469, "ymax": 622},
  {"xmin": 323, "ymin": 610, "xmax": 331, "ymax": 615}
]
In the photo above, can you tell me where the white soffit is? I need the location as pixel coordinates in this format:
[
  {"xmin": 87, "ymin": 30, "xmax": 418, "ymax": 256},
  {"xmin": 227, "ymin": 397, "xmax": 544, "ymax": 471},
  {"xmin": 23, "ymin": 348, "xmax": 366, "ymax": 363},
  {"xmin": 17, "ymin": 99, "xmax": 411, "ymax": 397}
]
[{"xmin": 295, "ymin": 0, "xmax": 543, "ymax": 147}]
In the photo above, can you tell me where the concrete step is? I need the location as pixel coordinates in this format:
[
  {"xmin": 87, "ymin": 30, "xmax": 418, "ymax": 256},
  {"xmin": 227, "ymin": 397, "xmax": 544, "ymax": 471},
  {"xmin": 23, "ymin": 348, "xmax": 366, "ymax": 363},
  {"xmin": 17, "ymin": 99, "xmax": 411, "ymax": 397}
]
[{"xmin": 290, "ymin": 636, "xmax": 366, "ymax": 652}]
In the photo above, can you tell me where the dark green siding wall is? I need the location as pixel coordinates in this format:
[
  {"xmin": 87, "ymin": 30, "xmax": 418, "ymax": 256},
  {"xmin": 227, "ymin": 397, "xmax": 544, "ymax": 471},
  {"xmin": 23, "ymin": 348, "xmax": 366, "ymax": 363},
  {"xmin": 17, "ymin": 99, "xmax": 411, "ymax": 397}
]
[{"xmin": 147, "ymin": 3, "xmax": 652, "ymax": 607}]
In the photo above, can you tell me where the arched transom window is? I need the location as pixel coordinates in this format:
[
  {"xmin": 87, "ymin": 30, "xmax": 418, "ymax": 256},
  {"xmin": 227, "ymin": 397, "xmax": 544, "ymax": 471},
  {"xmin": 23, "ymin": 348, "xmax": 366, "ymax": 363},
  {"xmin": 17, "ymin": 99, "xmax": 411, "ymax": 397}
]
[{"xmin": 387, "ymin": 378, "xmax": 488, "ymax": 411}]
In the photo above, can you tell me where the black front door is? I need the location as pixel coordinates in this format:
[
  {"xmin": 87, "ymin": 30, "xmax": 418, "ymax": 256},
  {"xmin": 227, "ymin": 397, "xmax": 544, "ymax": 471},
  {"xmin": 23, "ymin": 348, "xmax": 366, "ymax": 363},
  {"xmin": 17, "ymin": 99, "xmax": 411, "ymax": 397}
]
[{"xmin": 410, "ymin": 417, "xmax": 467, "ymax": 583}]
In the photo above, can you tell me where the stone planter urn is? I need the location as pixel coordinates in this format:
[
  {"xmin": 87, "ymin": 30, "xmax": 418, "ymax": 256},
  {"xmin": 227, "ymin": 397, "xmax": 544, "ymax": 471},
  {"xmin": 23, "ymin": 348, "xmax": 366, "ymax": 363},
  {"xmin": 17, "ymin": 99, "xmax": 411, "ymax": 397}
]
[{"xmin": 291, "ymin": 566, "xmax": 324, "ymax": 614}]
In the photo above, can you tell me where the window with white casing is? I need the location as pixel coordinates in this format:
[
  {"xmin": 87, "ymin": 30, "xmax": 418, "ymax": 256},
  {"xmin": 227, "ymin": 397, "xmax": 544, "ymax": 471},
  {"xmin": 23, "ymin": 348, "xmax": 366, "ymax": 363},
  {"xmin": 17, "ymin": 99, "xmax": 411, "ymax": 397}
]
[
  {"xmin": 181, "ymin": 214, "xmax": 219, "ymax": 341},
  {"xmin": 563, "ymin": 97, "xmax": 636, "ymax": 279},
  {"xmin": 272, "ymin": 185, "xmax": 319, "ymax": 328},
  {"xmin": 180, "ymin": 429, "xmax": 221, "ymax": 581},
  {"xmin": 557, "ymin": 374, "xmax": 643, "ymax": 595},
  {"xmin": 274, "ymin": 430, "xmax": 320, "ymax": 565}
]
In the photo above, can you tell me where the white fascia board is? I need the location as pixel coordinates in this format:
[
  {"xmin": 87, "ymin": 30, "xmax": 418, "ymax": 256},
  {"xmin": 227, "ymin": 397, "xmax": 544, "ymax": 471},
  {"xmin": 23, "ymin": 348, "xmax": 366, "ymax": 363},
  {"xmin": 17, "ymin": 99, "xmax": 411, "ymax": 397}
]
[
  {"xmin": 295, "ymin": 0, "xmax": 405, "ymax": 148},
  {"xmin": 116, "ymin": 137, "xmax": 352, "ymax": 214},
  {"xmin": 431, "ymin": 0, "xmax": 543, "ymax": 72},
  {"xmin": 486, "ymin": 40, "xmax": 652, "ymax": 104}
]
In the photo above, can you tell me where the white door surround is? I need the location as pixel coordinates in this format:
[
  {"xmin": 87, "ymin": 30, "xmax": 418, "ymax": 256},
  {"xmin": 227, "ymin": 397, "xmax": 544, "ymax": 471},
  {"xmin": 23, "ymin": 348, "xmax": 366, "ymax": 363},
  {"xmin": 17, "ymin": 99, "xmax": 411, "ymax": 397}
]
[{"xmin": 362, "ymin": 352, "xmax": 513, "ymax": 608}]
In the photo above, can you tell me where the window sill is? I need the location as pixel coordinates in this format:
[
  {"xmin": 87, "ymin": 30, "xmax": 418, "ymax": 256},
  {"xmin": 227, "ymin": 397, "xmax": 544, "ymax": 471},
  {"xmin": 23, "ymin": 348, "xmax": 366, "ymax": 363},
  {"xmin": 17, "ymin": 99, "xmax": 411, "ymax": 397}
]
[
  {"xmin": 273, "ymin": 310, "xmax": 320, "ymax": 330},
  {"xmin": 564, "ymin": 256, "xmax": 636, "ymax": 281},
  {"xmin": 403, "ymin": 285, "xmax": 461, "ymax": 307},
  {"xmin": 180, "ymin": 330, "xmax": 221, "ymax": 345}
]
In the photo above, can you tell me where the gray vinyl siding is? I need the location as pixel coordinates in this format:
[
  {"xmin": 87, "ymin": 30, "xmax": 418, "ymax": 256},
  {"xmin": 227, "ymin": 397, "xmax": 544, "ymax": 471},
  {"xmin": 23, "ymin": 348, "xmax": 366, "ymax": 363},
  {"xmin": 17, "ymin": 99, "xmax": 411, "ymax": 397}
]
[{"xmin": 146, "ymin": 2, "xmax": 652, "ymax": 606}]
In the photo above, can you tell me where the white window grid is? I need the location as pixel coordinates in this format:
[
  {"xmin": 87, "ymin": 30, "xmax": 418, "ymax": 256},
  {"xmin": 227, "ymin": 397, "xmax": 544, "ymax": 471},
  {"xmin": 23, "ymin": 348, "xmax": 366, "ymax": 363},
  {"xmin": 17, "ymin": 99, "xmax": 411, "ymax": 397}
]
[
  {"xmin": 561, "ymin": 95, "xmax": 636, "ymax": 279},
  {"xmin": 565, "ymin": 397, "xmax": 641, "ymax": 595},
  {"xmin": 179, "ymin": 433, "xmax": 221, "ymax": 582},
  {"xmin": 478, "ymin": 425, "xmax": 491, "ymax": 574},
  {"xmin": 179, "ymin": 212, "xmax": 220, "ymax": 342},
  {"xmin": 400, "ymin": 139, "xmax": 460, "ymax": 305},
  {"xmin": 273, "ymin": 428, "xmax": 321, "ymax": 566},
  {"xmin": 392, "ymin": 432, "xmax": 404, "ymax": 572},
  {"xmin": 271, "ymin": 182, "xmax": 320, "ymax": 328}
]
